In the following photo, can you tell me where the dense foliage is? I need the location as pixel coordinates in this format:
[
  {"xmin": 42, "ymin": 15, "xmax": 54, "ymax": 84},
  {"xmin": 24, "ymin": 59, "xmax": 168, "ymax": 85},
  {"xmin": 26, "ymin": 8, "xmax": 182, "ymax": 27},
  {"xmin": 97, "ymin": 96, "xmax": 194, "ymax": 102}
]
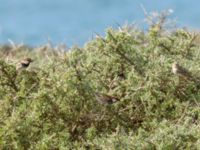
[{"xmin": 0, "ymin": 16, "xmax": 200, "ymax": 149}]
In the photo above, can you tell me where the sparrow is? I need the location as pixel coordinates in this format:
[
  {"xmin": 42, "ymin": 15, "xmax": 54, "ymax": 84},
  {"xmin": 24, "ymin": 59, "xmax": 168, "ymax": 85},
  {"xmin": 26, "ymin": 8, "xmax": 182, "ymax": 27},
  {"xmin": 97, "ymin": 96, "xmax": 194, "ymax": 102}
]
[
  {"xmin": 172, "ymin": 62, "xmax": 199, "ymax": 83},
  {"xmin": 172, "ymin": 62, "xmax": 200, "ymax": 90},
  {"xmin": 16, "ymin": 58, "xmax": 33, "ymax": 71},
  {"xmin": 117, "ymin": 72, "xmax": 126, "ymax": 80},
  {"xmin": 94, "ymin": 92, "xmax": 119, "ymax": 105},
  {"xmin": 172, "ymin": 62, "xmax": 193, "ymax": 80}
]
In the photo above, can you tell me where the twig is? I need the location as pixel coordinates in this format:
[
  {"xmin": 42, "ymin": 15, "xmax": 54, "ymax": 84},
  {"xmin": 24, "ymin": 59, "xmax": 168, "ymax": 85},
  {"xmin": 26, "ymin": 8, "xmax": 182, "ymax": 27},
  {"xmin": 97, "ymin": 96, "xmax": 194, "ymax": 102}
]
[{"xmin": 140, "ymin": 4, "xmax": 155, "ymax": 25}]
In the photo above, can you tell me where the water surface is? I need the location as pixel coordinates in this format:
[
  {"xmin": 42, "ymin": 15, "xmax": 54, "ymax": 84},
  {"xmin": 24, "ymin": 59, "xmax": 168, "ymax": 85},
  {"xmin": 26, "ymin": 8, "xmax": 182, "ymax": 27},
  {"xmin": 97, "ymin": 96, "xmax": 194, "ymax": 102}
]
[{"xmin": 0, "ymin": 0, "xmax": 199, "ymax": 46}]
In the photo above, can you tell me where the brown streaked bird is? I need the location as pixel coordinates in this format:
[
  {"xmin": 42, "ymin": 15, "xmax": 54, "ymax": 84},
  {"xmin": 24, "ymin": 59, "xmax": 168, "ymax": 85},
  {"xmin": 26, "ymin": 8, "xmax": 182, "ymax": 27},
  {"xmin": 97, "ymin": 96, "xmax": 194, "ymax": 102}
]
[
  {"xmin": 172, "ymin": 62, "xmax": 200, "ymax": 88},
  {"xmin": 172, "ymin": 62, "xmax": 193, "ymax": 79},
  {"xmin": 16, "ymin": 58, "xmax": 33, "ymax": 71},
  {"xmin": 94, "ymin": 92, "xmax": 119, "ymax": 105}
]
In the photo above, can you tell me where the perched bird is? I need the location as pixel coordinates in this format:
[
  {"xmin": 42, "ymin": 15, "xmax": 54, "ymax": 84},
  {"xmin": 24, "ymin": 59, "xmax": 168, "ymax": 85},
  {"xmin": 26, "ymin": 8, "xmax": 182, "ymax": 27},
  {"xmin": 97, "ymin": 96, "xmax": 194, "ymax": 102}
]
[
  {"xmin": 172, "ymin": 62, "xmax": 200, "ymax": 89},
  {"xmin": 94, "ymin": 92, "xmax": 119, "ymax": 105},
  {"xmin": 117, "ymin": 72, "xmax": 126, "ymax": 80},
  {"xmin": 16, "ymin": 58, "xmax": 33, "ymax": 71},
  {"xmin": 172, "ymin": 62, "xmax": 193, "ymax": 80},
  {"xmin": 118, "ymin": 64, "xmax": 126, "ymax": 80}
]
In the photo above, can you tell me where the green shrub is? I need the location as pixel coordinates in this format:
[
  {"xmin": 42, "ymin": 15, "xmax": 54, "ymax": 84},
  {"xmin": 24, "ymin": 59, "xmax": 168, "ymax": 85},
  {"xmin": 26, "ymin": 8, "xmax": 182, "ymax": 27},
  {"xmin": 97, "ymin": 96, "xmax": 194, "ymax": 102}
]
[{"xmin": 0, "ymin": 14, "xmax": 200, "ymax": 149}]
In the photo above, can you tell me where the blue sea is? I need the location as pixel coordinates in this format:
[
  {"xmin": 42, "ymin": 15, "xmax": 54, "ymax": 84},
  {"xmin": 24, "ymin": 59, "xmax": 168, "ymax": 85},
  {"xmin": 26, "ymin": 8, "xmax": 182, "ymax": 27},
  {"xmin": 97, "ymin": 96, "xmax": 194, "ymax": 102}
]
[{"xmin": 0, "ymin": 0, "xmax": 200, "ymax": 46}]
